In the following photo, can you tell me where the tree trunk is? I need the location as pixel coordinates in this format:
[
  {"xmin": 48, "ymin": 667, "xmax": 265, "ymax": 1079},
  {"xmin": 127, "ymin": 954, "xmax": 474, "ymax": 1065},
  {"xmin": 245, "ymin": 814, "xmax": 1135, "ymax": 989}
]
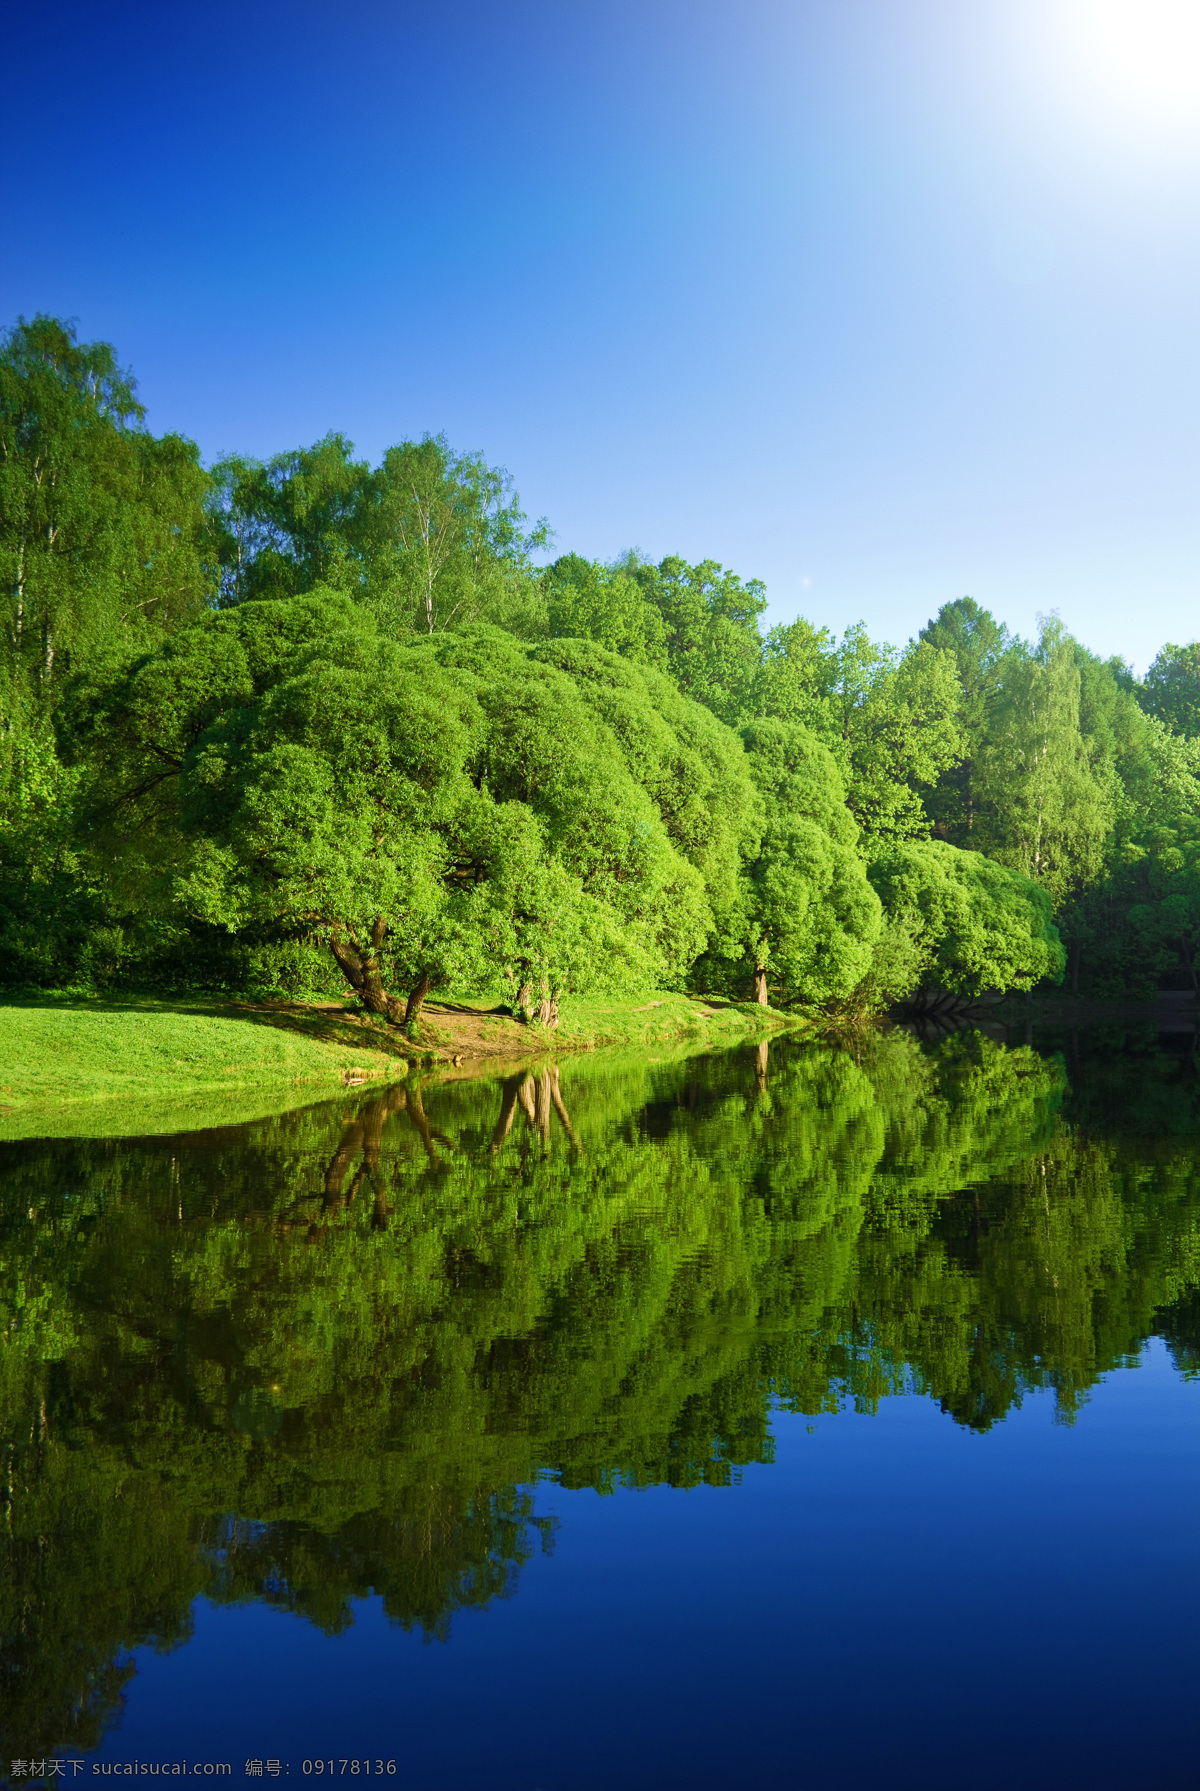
[
  {"xmin": 14, "ymin": 537, "xmax": 25, "ymax": 653},
  {"xmin": 327, "ymin": 920, "xmax": 407, "ymax": 1025},
  {"xmin": 753, "ymin": 965, "xmax": 769, "ymax": 1006},
  {"xmin": 535, "ymin": 979, "xmax": 559, "ymax": 1028},
  {"xmin": 404, "ymin": 970, "xmax": 432, "ymax": 1028},
  {"xmin": 320, "ymin": 1084, "xmax": 406, "ymax": 1217}
]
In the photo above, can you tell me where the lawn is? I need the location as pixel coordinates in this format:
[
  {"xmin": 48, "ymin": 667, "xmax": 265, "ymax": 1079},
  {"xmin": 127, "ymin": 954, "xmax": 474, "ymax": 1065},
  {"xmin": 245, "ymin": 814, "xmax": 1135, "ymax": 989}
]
[
  {"xmin": 0, "ymin": 988, "xmax": 798, "ymax": 1138},
  {"xmin": 0, "ymin": 993, "xmax": 409, "ymax": 1108}
]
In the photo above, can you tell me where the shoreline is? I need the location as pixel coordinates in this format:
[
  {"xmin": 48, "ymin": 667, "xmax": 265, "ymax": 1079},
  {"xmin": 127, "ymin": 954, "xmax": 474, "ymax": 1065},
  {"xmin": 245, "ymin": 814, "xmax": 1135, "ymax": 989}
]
[{"xmin": 0, "ymin": 990, "xmax": 798, "ymax": 1136}]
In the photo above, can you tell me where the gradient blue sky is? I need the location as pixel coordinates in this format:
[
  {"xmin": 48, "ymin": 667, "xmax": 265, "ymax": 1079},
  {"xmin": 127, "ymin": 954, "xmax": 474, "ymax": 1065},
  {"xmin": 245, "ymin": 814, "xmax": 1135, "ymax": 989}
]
[{"xmin": 4, "ymin": 0, "xmax": 1198, "ymax": 667}]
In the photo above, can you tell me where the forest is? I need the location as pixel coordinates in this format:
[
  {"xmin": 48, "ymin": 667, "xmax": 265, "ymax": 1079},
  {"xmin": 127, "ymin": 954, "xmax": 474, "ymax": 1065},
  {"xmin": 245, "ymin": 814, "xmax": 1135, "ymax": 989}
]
[{"xmin": 5, "ymin": 314, "xmax": 1200, "ymax": 1019}]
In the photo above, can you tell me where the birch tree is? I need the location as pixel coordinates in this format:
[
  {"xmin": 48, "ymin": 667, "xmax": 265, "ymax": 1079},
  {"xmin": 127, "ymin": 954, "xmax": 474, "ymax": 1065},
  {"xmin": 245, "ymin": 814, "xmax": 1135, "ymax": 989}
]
[
  {"xmin": 0, "ymin": 316, "xmax": 210, "ymax": 720},
  {"xmin": 973, "ymin": 618, "xmax": 1115, "ymax": 905},
  {"xmin": 364, "ymin": 435, "xmax": 549, "ymax": 635}
]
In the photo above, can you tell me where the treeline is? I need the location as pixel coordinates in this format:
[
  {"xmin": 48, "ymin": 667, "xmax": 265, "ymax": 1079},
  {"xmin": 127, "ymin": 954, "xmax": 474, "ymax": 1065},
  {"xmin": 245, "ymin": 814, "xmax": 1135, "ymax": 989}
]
[{"xmin": 3, "ymin": 315, "xmax": 1199, "ymax": 1011}]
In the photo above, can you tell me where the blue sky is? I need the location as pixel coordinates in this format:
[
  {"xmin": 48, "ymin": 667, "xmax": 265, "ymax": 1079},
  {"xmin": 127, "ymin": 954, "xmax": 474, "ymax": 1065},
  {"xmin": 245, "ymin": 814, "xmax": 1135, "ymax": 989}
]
[{"xmin": 4, "ymin": 0, "xmax": 1199, "ymax": 667}]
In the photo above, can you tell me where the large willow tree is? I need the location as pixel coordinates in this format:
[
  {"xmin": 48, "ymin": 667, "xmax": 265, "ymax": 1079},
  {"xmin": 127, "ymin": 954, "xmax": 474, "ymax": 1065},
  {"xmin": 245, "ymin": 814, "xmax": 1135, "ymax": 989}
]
[{"xmin": 62, "ymin": 595, "xmax": 758, "ymax": 1019}]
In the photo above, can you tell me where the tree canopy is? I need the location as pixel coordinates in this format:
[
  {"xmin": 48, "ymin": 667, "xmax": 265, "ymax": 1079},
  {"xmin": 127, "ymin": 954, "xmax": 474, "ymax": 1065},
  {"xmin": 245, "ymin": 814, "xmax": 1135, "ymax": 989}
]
[
  {"xmin": 4, "ymin": 313, "xmax": 1197, "ymax": 1011},
  {"xmin": 866, "ymin": 838, "xmax": 1065, "ymax": 1002},
  {"xmin": 63, "ymin": 598, "xmax": 755, "ymax": 1018}
]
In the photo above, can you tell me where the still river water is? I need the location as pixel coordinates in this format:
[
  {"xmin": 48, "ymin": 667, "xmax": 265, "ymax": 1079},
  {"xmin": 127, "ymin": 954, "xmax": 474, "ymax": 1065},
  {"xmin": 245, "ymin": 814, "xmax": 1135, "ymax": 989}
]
[{"xmin": 1, "ymin": 1022, "xmax": 1198, "ymax": 1789}]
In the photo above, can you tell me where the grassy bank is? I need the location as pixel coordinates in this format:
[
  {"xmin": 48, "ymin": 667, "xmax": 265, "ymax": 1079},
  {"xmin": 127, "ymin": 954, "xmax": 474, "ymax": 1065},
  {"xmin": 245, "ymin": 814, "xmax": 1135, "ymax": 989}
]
[
  {"xmin": 0, "ymin": 993, "xmax": 409, "ymax": 1110},
  {"xmin": 0, "ymin": 989, "xmax": 797, "ymax": 1135}
]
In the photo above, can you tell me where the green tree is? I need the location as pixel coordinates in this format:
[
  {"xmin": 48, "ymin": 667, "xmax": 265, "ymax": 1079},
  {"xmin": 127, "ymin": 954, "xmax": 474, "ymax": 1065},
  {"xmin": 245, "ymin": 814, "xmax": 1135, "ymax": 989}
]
[
  {"xmin": 864, "ymin": 839, "xmax": 1065, "ymax": 1003},
  {"xmin": 0, "ymin": 316, "xmax": 212, "ymax": 989},
  {"xmin": 972, "ymin": 617, "xmax": 1115, "ymax": 905},
  {"xmin": 752, "ymin": 615, "xmax": 838, "ymax": 736},
  {"xmin": 419, "ymin": 628, "xmax": 751, "ymax": 1003},
  {"xmin": 824, "ymin": 628, "xmax": 964, "ymax": 842},
  {"xmin": 64, "ymin": 597, "xmax": 747, "ymax": 1019},
  {"xmin": 207, "ymin": 432, "xmax": 548, "ymax": 636},
  {"xmin": 530, "ymin": 635, "xmax": 759, "ymax": 952},
  {"xmin": 628, "ymin": 555, "xmax": 767, "ymax": 726},
  {"xmin": 750, "ymin": 619, "xmax": 964, "ymax": 842},
  {"xmin": 0, "ymin": 315, "xmax": 211, "ymax": 707},
  {"xmin": 1140, "ymin": 641, "xmax": 1200, "ymax": 738},
  {"xmin": 1050, "ymin": 646, "xmax": 1159, "ymax": 991},
  {"xmin": 1042, "ymin": 716, "xmax": 1200, "ymax": 995},
  {"xmin": 362, "ymin": 434, "xmax": 549, "ymax": 636},
  {"xmin": 732, "ymin": 718, "xmax": 881, "ymax": 1006},
  {"xmin": 1128, "ymin": 860, "xmax": 1200, "ymax": 995},
  {"xmin": 918, "ymin": 596, "xmax": 1012, "ymax": 842},
  {"xmin": 540, "ymin": 554, "xmax": 670, "ymax": 667},
  {"xmin": 206, "ymin": 434, "xmax": 370, "ymax": 607}
]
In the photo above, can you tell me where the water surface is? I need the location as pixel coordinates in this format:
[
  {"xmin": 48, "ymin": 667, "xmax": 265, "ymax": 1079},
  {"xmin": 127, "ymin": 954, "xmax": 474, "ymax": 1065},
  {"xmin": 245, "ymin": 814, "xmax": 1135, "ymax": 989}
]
[{"xmin": 2, "ymin": 1028, "xmax": 1197, "ymax": 1788}]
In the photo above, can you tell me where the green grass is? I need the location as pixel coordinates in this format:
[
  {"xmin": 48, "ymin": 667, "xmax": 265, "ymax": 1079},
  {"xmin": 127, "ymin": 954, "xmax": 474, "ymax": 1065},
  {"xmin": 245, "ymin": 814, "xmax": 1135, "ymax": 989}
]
[
  {"xmin": 0, "ymin": 991, "xmax": 410, "ymax": 1111},
  {"xmin": 0, "ymin": 988, "xmax": 800, "ymax": 1140}
]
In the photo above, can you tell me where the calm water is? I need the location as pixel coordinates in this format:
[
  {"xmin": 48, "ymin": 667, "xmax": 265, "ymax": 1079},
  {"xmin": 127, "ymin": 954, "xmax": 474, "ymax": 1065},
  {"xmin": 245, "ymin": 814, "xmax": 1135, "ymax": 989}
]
[{"xmin": 1, "ymin": 1026, "xmax": 1198, "ymax": 1789}]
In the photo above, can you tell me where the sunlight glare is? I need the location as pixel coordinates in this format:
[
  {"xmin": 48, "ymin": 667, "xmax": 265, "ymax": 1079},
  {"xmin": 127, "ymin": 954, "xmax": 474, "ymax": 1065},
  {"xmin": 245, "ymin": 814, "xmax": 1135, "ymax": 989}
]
[{"xmin": 1064, "ymin": 0, "xmax": 1200, "ymax": 116}]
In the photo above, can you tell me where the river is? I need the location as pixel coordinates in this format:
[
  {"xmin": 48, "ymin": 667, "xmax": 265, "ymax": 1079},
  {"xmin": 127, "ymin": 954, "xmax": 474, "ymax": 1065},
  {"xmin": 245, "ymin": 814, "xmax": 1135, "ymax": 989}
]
[{"xmin": 1, "ymin": 1023, "xmax": 1197, "ymax": 1788}]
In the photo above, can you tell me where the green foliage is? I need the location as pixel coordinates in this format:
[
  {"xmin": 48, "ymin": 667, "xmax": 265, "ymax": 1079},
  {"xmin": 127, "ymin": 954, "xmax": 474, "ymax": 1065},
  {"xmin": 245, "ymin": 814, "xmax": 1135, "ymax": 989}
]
[
  {"xmin": 206, "ymin": 434, "xmax": 371, "ymax": 605},
  {"xmin": 0, "ymin": 316, "xmax": 212, "ymax": 713},
  {"xmin": 528, "ymin": 635, "xmax": 759, "ymax": 941},
  {"xmin": 208, "ymin": 431, "xmax": 548, "ymax": 632},
  {"xmin": 751, "ymin": 619, "xmax": 964, "ymax": 842},
  {"xmin": 362, "ymin": 435, "xmax": 550, "ymax": 635},
  {"xmin": 64, "ymin": 599, "xmax": 756, "ymax": 1013},
  {"xmin": 913, "ymin": 601, "xmax": 1198, "ymax": 994},
  {"xmin": 628, "ymin": 554, "xmax": 767, "ymax": 726},
  {"xmin": 534, "ymin": 551, "xmax": 770, "ymax": 728},
  {"xmin": 1085, "ymin": 720, "xmax": 1200, "ymax": 994},
  {"xmin": 820, "ymin": 627, "xmax": 964, "ymax": 841},
  {"xmin": 1140, "ymin": 640, "xmax": 1200, "ymax": 738},
  {"xmin": 8, "ymin": 311, "xmax": 1200, "ymax": 1011},
  {"xmin": 918, "ymin": 596, "xmax": 1012, "ymax": 841},
  {"xmin": 541, "ymin": 554, "xmax": 670, "ymax": 667},
  {"xmin": 865, "ymin": 839, "xmax": 1065, "ymax": 1001},
  {"xmin": 727, "ymin": 719, "xmax": 881, "ymax": 1004},
  {"xmin": 970, "ymin": 618, "xmax": 1115, "ymax": 905},
  {"xmin": 0, "ymin": 317, "xmax": 214, "ymax": 989}
]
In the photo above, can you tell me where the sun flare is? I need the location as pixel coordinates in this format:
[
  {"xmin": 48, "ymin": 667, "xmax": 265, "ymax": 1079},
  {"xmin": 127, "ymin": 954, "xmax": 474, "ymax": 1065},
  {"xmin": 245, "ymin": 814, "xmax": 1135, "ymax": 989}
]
[{"xmin": 1065, "ymin": 0, "xmax": 1200, "ymax": 114}]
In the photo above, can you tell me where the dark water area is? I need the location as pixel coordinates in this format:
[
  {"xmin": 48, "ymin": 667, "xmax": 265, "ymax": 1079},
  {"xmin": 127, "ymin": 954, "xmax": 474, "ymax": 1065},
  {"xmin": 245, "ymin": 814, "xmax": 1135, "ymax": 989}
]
[{"xmin": 1, "ymin": 1028, "xmax": 1197, "ymax": 1790}]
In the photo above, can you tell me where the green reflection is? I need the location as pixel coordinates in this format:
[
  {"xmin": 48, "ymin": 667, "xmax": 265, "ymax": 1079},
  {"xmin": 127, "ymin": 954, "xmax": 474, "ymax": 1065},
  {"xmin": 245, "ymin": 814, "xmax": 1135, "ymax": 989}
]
[{"xmin": 1, "ymin": 1029, "xmax": 1199, "ymax": 1758}]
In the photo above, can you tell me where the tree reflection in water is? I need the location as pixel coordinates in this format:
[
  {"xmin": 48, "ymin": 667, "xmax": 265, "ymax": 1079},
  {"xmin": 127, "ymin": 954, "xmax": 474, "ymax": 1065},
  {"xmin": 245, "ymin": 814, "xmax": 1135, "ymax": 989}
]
[{"xmin": 1, "ymin": 1026, "xmax": 1199, "ymax": 1758}]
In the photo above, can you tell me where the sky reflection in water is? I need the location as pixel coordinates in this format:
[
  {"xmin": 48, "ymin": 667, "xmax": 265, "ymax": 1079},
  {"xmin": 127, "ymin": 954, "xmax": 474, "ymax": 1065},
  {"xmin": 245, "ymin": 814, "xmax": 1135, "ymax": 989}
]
[{"xmin": 1, "ymin": 1026, "xmax": 1197, "ymax": 1789}]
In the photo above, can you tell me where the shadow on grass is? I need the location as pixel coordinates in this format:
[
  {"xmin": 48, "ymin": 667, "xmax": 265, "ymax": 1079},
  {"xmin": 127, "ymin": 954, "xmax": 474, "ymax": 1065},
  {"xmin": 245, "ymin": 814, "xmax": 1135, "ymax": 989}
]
[{"xmin": 0, "ymin": 991, "xmax": 416, "ymax": 1061}]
